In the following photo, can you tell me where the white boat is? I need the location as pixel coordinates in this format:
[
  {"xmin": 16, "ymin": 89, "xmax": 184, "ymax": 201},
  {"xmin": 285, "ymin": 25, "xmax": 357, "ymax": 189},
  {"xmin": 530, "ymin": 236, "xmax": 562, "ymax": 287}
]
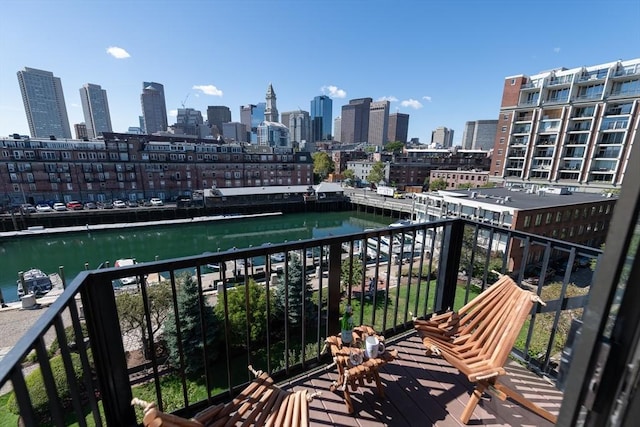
[
  {"xmin": 389, "ymin": 219, "xmax": 413, "ymax": 228},
  {"xmin": 115, "ymin": 258, "xmax": 138, "ymax": 285},
  {"xmin": 17, "ymin": 268, "xmax": 53, "ymax": 297}
]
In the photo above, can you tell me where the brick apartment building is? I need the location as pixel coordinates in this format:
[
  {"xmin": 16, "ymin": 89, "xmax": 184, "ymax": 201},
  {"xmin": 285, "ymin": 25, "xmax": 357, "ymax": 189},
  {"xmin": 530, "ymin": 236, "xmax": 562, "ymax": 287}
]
[
  {"xmin": 490, "ymin": 58, "xmax": 640, "ymax": 193},
  {"xmin": 0, "ymin": 132, "xmax": 313, "ymax": 208}
]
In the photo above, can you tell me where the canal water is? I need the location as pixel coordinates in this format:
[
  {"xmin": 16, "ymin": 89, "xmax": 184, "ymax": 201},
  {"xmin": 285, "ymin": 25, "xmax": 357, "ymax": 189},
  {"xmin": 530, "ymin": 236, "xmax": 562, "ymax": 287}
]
[{"xmin": 0, "ymin": 211, "xmax": 392, "ymax": 303}]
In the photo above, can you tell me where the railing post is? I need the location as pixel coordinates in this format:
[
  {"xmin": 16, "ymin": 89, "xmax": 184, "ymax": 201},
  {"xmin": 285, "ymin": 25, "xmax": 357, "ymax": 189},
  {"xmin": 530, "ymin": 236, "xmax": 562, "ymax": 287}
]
[
  {"xmin": 327, "ymin": 242, "xmax": 342, "ymax": 336},
  {"xmin": 80, "ymin": 274, "xmax": 136, "ymax": 426},
  {"xmin": 435, "ymin": 220, "xmax": 465, "ymax": 312}
]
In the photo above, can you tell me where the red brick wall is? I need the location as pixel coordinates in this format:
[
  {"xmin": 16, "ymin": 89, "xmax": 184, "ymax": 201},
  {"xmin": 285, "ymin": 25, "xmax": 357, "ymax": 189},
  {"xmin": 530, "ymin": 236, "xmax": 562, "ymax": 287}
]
[{"xmin": 501, "ymin": 76, "xmax": 525, "ymax": 108}]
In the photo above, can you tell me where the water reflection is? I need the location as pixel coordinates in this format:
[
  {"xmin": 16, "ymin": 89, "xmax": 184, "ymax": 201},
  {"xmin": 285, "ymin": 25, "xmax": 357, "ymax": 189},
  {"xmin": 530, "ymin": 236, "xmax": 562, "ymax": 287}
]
[{"xmin": 1, "ymin": 211, "xmax": 389, "ymax": 302}]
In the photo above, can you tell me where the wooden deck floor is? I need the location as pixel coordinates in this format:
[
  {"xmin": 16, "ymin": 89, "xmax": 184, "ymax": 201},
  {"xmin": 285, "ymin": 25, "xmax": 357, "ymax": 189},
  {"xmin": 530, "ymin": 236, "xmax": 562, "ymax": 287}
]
[{"xmin": 284, "ymin": 332, "xmax": 562, "ymax": 426}]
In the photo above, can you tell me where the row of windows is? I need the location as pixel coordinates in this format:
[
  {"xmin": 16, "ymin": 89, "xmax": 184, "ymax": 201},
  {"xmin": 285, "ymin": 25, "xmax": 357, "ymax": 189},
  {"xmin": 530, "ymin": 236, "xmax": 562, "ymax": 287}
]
[
  {"xmin": 523, "ymin": 205, "xmax": 612, "ymax": 228},
  {"xmin": 431, "ymin": 173, "xmax": 489, "ymax": 181}
]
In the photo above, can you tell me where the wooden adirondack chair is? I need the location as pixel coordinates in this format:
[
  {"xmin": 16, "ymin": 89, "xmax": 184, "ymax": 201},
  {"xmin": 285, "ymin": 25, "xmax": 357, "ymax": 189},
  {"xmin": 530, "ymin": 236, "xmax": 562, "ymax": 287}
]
[
  {"xmin": 413, "ymin": 275, "xmax": 558, "ymax": 424},
  {"xmin": 132, "ymin": 366, "xmax": 318, "ymax": 427}
]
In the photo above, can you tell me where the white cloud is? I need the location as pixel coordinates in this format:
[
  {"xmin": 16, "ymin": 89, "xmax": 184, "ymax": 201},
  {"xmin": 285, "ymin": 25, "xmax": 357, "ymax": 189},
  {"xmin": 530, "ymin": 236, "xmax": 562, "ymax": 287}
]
[
  {"xmin": 169, "ymin": 109, "xmax": 177, "ymax": 117},
  {"xmin": 192, "ymin": 85, "xmax": 223, "ymax": 97},
  {"xmin": 377, "ymin": 96, "xmax": 398, "ymax": 102},
  {"xmin": 321, "ymin": 85, "xmax": 347, "ymax": 99},
  {"xmin": 553, "ymin": 47, "xmax": 561, "ymax": 53},
  {"xmin": 401, "ymin": 99, "xmax": 423, "ymax": 109},
  {"xmin": 422, "ymin": 96, "xmax": 432, "ymax": 102},
  {"xmin": 106, "ymin": 46, "xmax": 130, "ymax": 59}
]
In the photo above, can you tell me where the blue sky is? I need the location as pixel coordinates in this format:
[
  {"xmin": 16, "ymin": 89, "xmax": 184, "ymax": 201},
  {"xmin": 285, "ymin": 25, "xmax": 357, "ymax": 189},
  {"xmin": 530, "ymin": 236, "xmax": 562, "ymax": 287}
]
[{"xmin": 1, "ymin": 0, "xmax": 638, "ymax": 144}]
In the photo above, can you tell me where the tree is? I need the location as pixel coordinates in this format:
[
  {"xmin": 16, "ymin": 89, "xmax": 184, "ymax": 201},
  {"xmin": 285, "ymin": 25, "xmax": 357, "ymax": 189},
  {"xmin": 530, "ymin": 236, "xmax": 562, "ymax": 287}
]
[
  {"xmin": 214, "ymin": 279, "xmax": 273, "ymax": 347},
  {"xmin": 341, "ymin": 253, "xmax": 363, "ymax": 293},
  {"xmin": 429, "ymin": 178, "xmax": 447, "ymax": 191},
  {"xmin": 384, "ymin": 141, "xmax": 405, "ymax": 154},
  {"xmin": 116, "ymin": 281, "xmax": 173, "ymax": 359},
  {"xmin": 367, "ymin": 161, "xmax": 386, "ymax": 186},
  {"xmin": 164, "ymin": 274, "xmax": 220, "ymax": 377},
  {"xmin": 480, "ymin": 181, "xmax": 497, "ymax": 188},
  {"xmin": 343, "ymin": 169, "xmax": 355, "ymax": 180},
  {"xmin": 312, "ymin": 152, "xmax": 335, "ymax": 180},
  {"xmin": 274, "ymin": 253, "xmax": 314, "ymax": 326},
  {"xmin": 457, "ymin": 183, "xmax": 472, "ymax": 190}
]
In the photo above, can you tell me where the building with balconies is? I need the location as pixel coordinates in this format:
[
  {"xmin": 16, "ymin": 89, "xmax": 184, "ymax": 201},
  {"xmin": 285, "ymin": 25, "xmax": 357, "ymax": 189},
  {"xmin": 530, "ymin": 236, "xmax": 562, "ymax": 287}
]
[{"xmin": 490, "ymin": 58, "xmax": 640, "ymax": 192}]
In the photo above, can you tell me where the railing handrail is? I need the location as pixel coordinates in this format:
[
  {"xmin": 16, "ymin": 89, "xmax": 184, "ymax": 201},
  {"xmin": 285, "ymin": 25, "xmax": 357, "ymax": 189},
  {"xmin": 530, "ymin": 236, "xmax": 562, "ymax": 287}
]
[{"xmin": 0, "ymin": 217, "xmax": 604, "ymax": 424}]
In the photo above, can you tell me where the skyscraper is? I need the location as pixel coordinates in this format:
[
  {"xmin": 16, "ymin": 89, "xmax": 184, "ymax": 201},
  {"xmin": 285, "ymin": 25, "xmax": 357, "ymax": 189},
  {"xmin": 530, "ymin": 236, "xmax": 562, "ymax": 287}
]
[
  {"xmin": 310, "ymin": 95, "xmax": 333, "ymax": 141},
  {"xmin": 431, "ymin": 126, "xmax": 454, "ymax": 147},
  {"xmin": 340, "ymin": 98, "xmax": 372, "ymax": 144},
  {"xmin": 141, "ymin": 82, "xmax": 168, "ymax": 134},
  {"xmin": 367, "ymin": 100, "xmax": 390, "ymax": 146},
  {"xmin": 461, "ymin": 120, "xmax": 498, "ymax": 150},
  {"xmin": 222, "ymin": 122, "xmax": 247, "ymax": 142},
  {"xmin": 17, "ymin": 67, "xmax": 71, "ymax": 138},
  {"xmin": 387, "ymin": 113, "xmax": 409, "ymax": 143},
  {"xmin": 240, "ymin": 103, "xmax": 265, "ymax": 143},
  {"xmin": 264, "ymin": 83, "xmax": 279, "ymax": 122},
  {"xmin": 79, "ymin": 83, "xmax": 112, "ymax": 138},
  {"xmin": 282, "ymin": 110, "xmax": 310, "ymax": 143},
  {"xmin": 175, "ymin": 108, "xmax": 204, "ymax": 136},
  {"xmin": 333, "ymin": 117, "xmax": 342, "ymax": 143},
  {"xmin": 206, "ymin": 106, "xmax": 232, "ymax": 136}
]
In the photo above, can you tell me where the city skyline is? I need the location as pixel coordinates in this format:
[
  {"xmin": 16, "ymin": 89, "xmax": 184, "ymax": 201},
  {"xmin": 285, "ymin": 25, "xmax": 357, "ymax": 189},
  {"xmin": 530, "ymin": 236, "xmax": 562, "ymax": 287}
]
[{"xmin": 1, "ymin": 1, "xmax": 638, "ymax": 144}]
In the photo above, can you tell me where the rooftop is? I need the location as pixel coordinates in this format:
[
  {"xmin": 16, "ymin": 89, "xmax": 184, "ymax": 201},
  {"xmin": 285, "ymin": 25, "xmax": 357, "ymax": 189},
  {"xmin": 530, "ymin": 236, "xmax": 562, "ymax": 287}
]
[{"xmin": 420, "ymin": 187, "xmax": 616, "ymax": 211}]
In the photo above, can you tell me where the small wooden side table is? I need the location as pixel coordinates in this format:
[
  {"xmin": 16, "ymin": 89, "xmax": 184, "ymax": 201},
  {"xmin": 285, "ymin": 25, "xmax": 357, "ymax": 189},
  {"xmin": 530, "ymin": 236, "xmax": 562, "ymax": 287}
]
[{"xmin": 324, "ymin": 325, "xmax": 398, "ymax": 413}]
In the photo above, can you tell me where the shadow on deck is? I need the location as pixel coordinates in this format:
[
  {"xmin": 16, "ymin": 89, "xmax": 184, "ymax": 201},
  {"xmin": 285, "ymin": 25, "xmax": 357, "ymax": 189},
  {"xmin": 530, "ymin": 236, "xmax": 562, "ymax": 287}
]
[{"xmin": 284, "ymin": 333, "xmax": 562, "ymax": 426}]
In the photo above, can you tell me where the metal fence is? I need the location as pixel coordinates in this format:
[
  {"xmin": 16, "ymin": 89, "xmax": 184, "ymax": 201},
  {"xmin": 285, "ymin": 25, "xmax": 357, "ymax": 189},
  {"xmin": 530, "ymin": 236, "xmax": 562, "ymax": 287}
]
[{"xmin": 0, "ymin": 218, "xmax": 601, "ymax": 426}]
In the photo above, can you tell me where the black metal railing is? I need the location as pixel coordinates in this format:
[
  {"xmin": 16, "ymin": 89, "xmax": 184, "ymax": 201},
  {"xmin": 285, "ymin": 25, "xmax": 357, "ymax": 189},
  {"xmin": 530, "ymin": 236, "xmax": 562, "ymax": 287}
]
[{"xmin": 0, "ymin": 218, "xmax": 601, "ymax": 426}]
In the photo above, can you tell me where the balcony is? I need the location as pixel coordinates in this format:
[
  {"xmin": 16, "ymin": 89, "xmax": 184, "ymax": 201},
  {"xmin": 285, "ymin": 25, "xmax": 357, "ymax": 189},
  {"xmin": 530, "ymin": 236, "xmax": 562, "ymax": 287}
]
[{"xmin": 0, "ymin": 219, "xmax": 618, "ymax": 426}]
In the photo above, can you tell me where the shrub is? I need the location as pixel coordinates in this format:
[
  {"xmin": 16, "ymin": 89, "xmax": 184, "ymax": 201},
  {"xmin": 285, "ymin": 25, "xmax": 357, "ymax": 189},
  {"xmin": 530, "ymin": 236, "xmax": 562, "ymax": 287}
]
[
  {"xmin": 49, "ymin": 323, "xmax": 89, "ymax": 357},
  {"xmin": 6, "ymin": 353, "xmax": 84, "ymax": 421}
]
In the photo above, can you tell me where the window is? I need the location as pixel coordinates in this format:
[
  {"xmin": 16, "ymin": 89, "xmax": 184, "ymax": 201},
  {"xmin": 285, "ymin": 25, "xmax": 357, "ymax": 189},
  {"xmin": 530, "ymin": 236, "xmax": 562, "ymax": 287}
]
[
  {"xmin": 535, "ymin": 214, "xmax": 543, "ymax": 226},
  {"xmin": 523, "ymin": 215, "xmax": 531, "ymax": 228},
  {"xmin": 510, "ymin": 79, "xmax": 516, "ymax": 85},
  {"xmin": 503, "ymin": 114, "xmax": 509, "ymax": 120},
  {"xmin": 501, "ymin": 126, "xmax": 507, "ymax": 132},
  {"xmin": 546, "ymin": 213, "xmax": 553, "ymax": 224},
  {"xmin": 500, "ymin": 138, "xmax": 505, "ymax": 144},
  {"xmin": 556, "ymin": 212, "xmax": 562, "ymax": 223}
]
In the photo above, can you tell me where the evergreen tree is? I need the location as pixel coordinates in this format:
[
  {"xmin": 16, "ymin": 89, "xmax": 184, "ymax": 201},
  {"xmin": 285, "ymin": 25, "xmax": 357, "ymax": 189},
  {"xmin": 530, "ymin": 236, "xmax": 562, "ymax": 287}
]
[
  {"xmin": 274, "ymin": 253, "xmax": 314, "ymax": 326},
  {"xmin": 164, "ymin": 274, "xmax": 220, "ymax": 377}
]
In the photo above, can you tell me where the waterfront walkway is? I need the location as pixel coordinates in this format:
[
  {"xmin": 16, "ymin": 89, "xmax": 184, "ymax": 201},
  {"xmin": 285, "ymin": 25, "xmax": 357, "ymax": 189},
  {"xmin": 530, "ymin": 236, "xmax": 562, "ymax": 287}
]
[{"xmin": 0, "ymin": 212, "xmax": 283, "ymax": 239}]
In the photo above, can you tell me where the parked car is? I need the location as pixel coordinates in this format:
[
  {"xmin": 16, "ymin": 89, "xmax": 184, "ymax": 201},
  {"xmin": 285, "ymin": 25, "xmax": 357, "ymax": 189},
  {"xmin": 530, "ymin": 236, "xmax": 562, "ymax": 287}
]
[
  {"xmin": 52, "ymin": 202, "xmax": 67, "ymax": 211},
  {"xmin": 20, "ymin": 203, "xmax": 37, "ymax": 214},
  {"xmin": 84, "ymin": 202, "xmax": 97, "ymax": 210},
  {"xmin": 66, "ymin": 201, "xmax": 83, "ymax": 210},
  {"xmin": 36, "ymin": 203, "xmax": 53, "ymax": 213},
  {"xmin": 113, "ymin": 200, "xmax": 127, "ymax": 208},
  {"xmin": 98, "ymin": 201, "xmax": 114, "ymax": 209},
  {"xmin": 150, "ymin": 198, "xmax": 163, "ymax": 206},
  {"xmin": 126, "ymin": 200, "xmax": 139, "ymax": 208}
]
